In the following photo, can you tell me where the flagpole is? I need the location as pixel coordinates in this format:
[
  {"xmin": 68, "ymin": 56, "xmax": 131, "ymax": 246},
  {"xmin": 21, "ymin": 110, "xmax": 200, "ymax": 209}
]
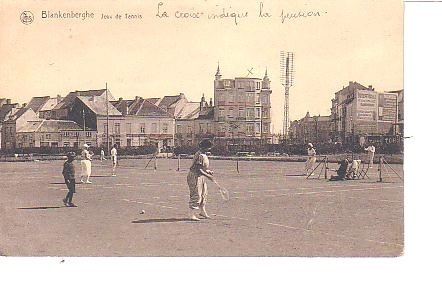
[{"xmin": 106, "ymin": 82, "xmax": 110, "ymax": 155}]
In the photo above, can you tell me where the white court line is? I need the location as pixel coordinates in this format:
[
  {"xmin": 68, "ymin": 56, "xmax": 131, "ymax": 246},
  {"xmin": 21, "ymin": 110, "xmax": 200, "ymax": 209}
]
[{"xmin": 264, "ymin": 221, "xmax": 403, "ymax": 248}]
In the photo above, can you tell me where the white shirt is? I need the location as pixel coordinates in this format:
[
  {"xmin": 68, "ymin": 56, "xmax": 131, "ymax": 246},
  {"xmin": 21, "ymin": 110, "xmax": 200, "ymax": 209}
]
[
  {"xmin": 82, "ymin": 149, "xmax": 92, "ymax": 160},
  {"xmin": 307, "ymin": 148, "xmax": 316, "ymax": 157},
  {"xmin": 365, "ymin": 145, "xmax": 375, "ymax": 153},
  {"xmin": 111, "ymin": 148, "xmax": 117, "ymax": 158}
]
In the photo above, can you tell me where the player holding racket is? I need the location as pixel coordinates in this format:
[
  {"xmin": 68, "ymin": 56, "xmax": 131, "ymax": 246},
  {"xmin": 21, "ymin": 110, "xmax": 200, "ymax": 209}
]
[{"xmin": 187, "ymin": 139, "xmax": 214, "ymax": 221}]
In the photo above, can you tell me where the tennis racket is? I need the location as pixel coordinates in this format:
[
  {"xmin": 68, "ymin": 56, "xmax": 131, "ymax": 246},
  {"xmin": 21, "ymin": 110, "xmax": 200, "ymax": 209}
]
[{"xmin": 212, "ymin": 179, "xmax": 230, "ymax": 201}]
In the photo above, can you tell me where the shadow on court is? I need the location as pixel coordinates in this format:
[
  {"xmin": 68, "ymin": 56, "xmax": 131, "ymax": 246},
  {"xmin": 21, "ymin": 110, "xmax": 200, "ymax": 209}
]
[
  {"xmin": 132, "ymin": 218, "xmax": 191, "ymax": 224},
  {"xmin": 18, "ymin": 206, "xmax": 65, "ymax": 210}
]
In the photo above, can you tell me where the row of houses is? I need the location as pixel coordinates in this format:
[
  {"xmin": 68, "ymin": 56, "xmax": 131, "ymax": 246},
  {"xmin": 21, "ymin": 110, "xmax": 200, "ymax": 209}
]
[
  {"xmin": 289, "ymin": 82, "xmax": 404, "ymax": 144},
  {"xmin": 0, "ymin": 66, "xmax": 273, "ymax": 152}
]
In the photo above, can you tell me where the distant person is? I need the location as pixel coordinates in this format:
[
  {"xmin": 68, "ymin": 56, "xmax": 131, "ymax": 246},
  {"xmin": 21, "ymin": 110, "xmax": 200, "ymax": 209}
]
[
  {"xmin": 364, "ymin": 144, "xmax": 376, "ymax": 168},
  {"xmin": 330, "ymin": 157, "xmax": 350, "ymax": 181},
  {"xmin": 111, "ymin": 144, "xmax": 118, "ymax": 176},
  {"xmin": 80, "ymin": 144, "xmax": 93, "ymax": 183},
  {"xmin": 100, "ymin": 148, "xmax": 106, "ymax": 162},
  {"xmin": 62, "ymin": 152, "xmax": 77, "ymax": 207},
  {"xmin": 187, "ymin": 139, "xmax": 214, "ymax": 221},
  {"xmin": 304, "ymin": 143, "xmax": 317, "ymax": 175}
]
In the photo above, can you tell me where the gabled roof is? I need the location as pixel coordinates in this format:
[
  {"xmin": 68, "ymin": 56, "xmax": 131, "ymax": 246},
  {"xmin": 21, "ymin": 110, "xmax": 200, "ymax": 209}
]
[
  {"xmin": 77, "ymin": 96, "xmax": 121, "ymax": 116},
  {"xmin": 176, "ymin": 102, "xmax": 200, "ymax": 120},
  {"xmin": 7, "ymin": 107, "xmax": 31, "ymax": 121},
  {"xmin": 156, "ymin": 93, "xmax": 186, "ymax": 109},
  {"xmin": 27, "ymin": 96, "xmax": 60, "ymax": 113},
  {"xmin": 17, "ymin": 119, "xmax": 88, "ymax": 133},
  {"xmin": 335, "ymin": 81, "xmax": 369, "ymax": 95},
  {"xmin": 113, "ymin": 97, "xmax": 172, "ymax": 118},
  {"xmin": 0, "ymin": 103, "xmax": 19, "ymax": 121},
  {"xmin": 176, "ymin": 102, "xmax": 214, "ymax": 120},
  {"xmin": 54, "ymin": 89, "xmax": 112, "ymax": 110}
]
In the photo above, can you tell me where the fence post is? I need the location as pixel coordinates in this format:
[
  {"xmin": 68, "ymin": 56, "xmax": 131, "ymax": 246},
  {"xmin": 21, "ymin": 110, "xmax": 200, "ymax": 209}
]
[
  {"xmin": 236, "ymin": 159, "xmax": 239, "ymax": 174},
  {"xmin": 177, "ymin": 154, "xmax": 181, "ymax": 171}
]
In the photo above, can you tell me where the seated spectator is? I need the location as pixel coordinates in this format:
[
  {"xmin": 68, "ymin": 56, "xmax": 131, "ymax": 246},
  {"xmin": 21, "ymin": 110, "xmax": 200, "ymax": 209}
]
[{"xmin": 330, "ymin": 158, "xmax": 350, "ymax": 181}]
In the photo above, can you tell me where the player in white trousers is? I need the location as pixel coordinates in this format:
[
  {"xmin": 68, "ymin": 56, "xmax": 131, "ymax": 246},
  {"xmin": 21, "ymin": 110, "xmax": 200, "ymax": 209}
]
[
  {"xmin": 364, "ymin": 144, "xmax": 376, "ymax": 168},
  {"xmin": 80, "ymin": 144, "xmax": 93, "ymax": 184},
  {"xmin": 305, "ymin": 143, "xmax": 317, "ymax": 175},
  {"xmin": 187, "ymin": 139, "xmax": 214, "ymax": 221},
  {"xmin": 111, "ymin": 144, "xmax": 118, "ymax": 176}
]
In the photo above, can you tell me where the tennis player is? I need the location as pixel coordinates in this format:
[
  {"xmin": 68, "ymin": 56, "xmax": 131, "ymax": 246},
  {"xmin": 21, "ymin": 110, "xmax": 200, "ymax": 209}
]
[
  {"xmin": 111, "ymin": 144, "xmax": 118, "ymax": 176},
  {"xmin": 305, "ymin": 143, "xmax": 317, "ymax": 175},
  {"xmin": 187, "ymin": 139, "xmax": 214, "ymax": 221},
  {"xmin": 80, "ymin": 144, "xmax": 93, "ymax": 184}
]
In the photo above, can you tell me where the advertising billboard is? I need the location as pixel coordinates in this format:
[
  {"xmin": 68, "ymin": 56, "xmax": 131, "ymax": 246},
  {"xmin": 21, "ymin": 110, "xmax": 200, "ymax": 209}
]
[
  {"xmin": 378, "ymin": 92, "xmax": 398, "ymax": 122},
  {"xmin": 356, "ymin": 90, "xmax": 377, "ymax": 121}
]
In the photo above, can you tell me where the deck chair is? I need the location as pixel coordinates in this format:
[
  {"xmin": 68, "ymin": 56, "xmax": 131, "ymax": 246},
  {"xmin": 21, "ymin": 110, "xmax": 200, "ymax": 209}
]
[{"xmin": 346, "ymin": 159, "xmax": 361, "ymax": 179}]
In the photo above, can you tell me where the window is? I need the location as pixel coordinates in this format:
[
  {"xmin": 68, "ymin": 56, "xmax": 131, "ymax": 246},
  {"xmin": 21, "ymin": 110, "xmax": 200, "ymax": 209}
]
[
  {"xmin": 262, "ymin": 109, "xmax": 269, "ymax": 118},
  {"xmin": 114, "ymin": 123, "xmax": 121, "ymax": 134},
  {"xmin": 86, "ymin": 132, "xmax": 91, "ymax": 138},
  {"xmin": 162, "ymin": 123, "xmax": 168, "ymax": 134},
  {"xmin": 64, "ymin": 142, "xmax": 70, "ymax": 147},
  {"xmin": 140, "ymin": 123, "xmax": 146, "ymax": 133},
  {"xmin": 224, "ymin": 80, "xmax": 231, "ymax": 88},
  {"xmin": 246, "ymin": 108, "xmax": 254, "ymax": 119},
  {"xmin": 228, "ymin": 108, "xmax": 234, "ymax": 118},
  {"xmin": 151, "ymin": 123, "xmax": 157, "ymax": 133},
  {"xmin": 246, "ymin": 123, "xmax": 254, "ymax": 133},
  {"xmin": 255, "ymin": 108, "xmax": 261, "ymax": 118},
  {"xmin": 256, "ymin": 81, "xmax": 261, "ymax": 90},
  {"xmin": 199, "ymin": 123, "xmax": 204, "ymax": 133},
  {"xmin": 46, "ymin": 134, "xmax": 51, "ymax": 139},
  {"xmin": 207, "ymin": 123, "xmax": 212, "ymax": 133},
  {"xmin": 103, "ymin": 123, "xmax": 108, "ymax": 134},
  {"xmin": 238, "ymin": 108, "xmax": 245, "ymax": 119},
  {"xmin": 177, "ymin": 124, "xmax": 182, "ymax": 133},
  {"xmin": 263, "ymin": 123, "xmax": 269, "ymax": 133},
  {"xmin": 126, "ymin": 123, "xmax": 132, "ymax": 134},
  {"xmin": 255, "ymin": 122, "xmax": 261, "ymax": 134},
  {"xmin": 261, "ymin": 95, "xmax": 268, "ymax": 104},
  {"xmin": 255, "ymin": 95, "xmax": 260, "ymax": 104},
  {"xmin": 187, "ymin": 126, "xmax": 192, "ymax": 134}
]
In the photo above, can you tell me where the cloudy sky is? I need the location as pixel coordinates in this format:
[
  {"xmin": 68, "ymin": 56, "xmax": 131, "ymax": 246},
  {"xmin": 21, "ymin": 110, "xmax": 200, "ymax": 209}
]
[{"xmin": 0, "ymin": 0, "xmax": 403, "ymax": 132}]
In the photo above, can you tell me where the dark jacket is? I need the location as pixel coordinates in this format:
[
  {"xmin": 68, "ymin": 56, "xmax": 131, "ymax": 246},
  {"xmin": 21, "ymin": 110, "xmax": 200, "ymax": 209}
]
[{"xmin": 62, "ymin": 161, "xmax": 75, "ymax": 180}]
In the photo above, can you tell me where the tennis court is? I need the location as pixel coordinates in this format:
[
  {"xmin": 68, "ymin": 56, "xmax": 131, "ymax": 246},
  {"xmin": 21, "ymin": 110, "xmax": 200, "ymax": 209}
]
[{"xmin": 0, "ymin": 157, "xmax": 403, "ymax": 256}]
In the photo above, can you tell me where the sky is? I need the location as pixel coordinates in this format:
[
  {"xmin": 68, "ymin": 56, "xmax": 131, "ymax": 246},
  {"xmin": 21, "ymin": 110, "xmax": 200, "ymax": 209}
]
[{"xmin": 0, "ymin": 0, "xmax": 403, "ymax": 132}]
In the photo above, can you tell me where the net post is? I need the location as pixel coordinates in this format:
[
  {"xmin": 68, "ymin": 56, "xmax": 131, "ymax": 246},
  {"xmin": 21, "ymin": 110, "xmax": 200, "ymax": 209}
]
[
  {"xmin": 379, "ymin": 156, "xmax": 383, "ymax": 182},
  {"xmin": 324, "ymin": 156, "xmax": 328, "ymax": 179}
]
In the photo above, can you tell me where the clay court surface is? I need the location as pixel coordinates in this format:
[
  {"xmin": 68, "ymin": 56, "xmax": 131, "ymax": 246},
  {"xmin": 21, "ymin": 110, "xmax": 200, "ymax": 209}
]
[{"xmin": 0, "ymin": 158, "xmax": 403, "ymax": 257}]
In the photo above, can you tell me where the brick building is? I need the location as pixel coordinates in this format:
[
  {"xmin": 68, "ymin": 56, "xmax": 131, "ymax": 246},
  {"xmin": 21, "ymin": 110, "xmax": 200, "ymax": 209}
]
[
  {"xmin": 290, "ymin": 112, "xmax": 332, "ymax": 144},
  {"xmin": 213, "ymin": 66, "xmax": 272, "ymax": 146}
]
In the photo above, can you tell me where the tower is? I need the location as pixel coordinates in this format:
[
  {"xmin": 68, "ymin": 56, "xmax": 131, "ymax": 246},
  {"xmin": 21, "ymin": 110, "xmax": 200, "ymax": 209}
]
[{"xmin": 280, "ymin": 52, "xmax": 294, "ymax": 139}]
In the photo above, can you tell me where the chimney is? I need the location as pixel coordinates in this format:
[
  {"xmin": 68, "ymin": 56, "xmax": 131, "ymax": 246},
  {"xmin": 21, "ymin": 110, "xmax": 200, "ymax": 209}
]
[
  {"xmin": 119, "ymin": 97, "xmax": 123, "ymax": 101},
  {"xmin": 22, "ymin": 103, "xmax": 27, "ymax": 108},
  {"xmin": 6, "ymin": 99, "xmax": 12, "ymax": 104},
  {"xmin": 209, "ymin": 98, "xmax": 213, "ymax": 107}
]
